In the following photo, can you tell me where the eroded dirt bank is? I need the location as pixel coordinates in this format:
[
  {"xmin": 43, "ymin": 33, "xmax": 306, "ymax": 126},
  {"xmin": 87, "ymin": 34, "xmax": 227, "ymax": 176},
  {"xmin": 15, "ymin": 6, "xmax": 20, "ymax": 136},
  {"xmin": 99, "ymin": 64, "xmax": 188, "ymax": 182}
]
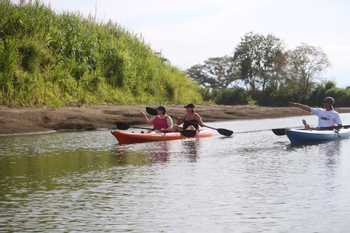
[{"xmin": 1, "ymin": 105, "xmax": 350, "ymax": 135}]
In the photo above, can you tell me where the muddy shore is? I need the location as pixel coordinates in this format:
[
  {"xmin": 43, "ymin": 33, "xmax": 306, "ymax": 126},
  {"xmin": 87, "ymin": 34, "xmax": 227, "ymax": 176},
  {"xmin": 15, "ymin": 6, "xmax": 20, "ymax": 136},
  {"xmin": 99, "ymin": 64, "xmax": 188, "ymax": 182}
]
[{"xmin": 1, "ymin": 105, "xmax": 350, "ymax": 135}]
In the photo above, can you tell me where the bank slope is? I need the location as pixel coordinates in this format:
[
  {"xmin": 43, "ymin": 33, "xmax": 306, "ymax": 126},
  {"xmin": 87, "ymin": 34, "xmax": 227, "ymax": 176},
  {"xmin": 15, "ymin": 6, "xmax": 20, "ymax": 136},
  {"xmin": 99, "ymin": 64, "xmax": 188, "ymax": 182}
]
[{"xmin": 0, "ymin": 0, "xmax": 202, "ymax": 106}]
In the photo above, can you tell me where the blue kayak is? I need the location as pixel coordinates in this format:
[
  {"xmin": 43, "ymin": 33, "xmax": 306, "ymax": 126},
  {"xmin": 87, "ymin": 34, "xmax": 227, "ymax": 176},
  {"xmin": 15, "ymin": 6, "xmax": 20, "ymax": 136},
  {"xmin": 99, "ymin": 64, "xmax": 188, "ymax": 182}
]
[{"xmin": 286, "ymin": 128, "xmax": 350, "ymax": 144}]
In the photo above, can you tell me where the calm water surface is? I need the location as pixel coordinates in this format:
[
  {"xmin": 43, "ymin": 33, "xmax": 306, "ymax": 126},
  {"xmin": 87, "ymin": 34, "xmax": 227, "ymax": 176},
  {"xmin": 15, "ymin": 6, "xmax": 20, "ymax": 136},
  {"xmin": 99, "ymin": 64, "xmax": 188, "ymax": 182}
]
[{"xmin": 1, "ymin": 114, "xmax": 350, "ymax": 233}]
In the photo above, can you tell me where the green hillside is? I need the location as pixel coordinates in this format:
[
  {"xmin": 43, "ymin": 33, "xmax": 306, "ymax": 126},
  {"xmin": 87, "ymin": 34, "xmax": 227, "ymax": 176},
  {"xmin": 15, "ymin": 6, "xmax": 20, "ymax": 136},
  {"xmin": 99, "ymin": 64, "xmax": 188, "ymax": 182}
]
[{"xmin": 0, "ymin": 0, "xmax": 202, "ymax": 106}]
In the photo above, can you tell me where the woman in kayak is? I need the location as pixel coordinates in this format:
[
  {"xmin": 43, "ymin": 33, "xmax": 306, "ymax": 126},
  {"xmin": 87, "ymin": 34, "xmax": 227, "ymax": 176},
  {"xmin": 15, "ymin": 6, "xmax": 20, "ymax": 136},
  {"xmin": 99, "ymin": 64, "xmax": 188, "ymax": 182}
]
[
  {"xmin": 289, "ymin": 96, "xmax": 343, "ymax": 130},
  {"xmin": 141, "ymin": 106, "xmax": 174, "ymax": 132},
  {"xmin": 176, "ymin": 103, "xmax": 204, "ymax": 131}
]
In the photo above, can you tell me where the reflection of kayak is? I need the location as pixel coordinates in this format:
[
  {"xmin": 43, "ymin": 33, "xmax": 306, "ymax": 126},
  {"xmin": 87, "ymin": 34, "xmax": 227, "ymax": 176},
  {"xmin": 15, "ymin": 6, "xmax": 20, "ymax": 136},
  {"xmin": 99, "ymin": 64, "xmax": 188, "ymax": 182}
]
[
  {"xmin": 111, "ymin": 130, "xmax": 214, "ymax": 144},
  {"xmin": 286, "ymin": 128, "xmax": 350, "ymax": 144}
]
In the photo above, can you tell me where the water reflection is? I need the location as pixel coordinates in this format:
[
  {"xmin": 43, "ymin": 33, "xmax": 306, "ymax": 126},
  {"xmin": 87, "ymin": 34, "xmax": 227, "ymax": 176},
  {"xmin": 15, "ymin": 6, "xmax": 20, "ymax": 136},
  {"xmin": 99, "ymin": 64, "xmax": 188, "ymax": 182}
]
[
  {"xmin": 286, "ymin": 140, "xmax": 341, "ymax": 167},
  {"xmin": 182, "ymin": 140, "xmax": 200, "ymax": 162},
  {"xmin": 114, "ymin": 149, "xmax": 154, "ymax": 166},
  {"xmin": 115, "ymin": 141, "xmax": 171, "ymax": 164},
  {"xmin": 149, "ymin": 142, "xmax": 170, "ymax": 163},
  {"xmin": 1, "ymin": 114, "xmax": 350, "ymax": 232},
  {"xmin": 319, "ymin": 141, "xmax": 341, "ymax": 190},
  {"xmin": 0, "ymin": 138, "xmax": 205, "ymax": 201},
  {"xmin": 323, "ymin": 141, "xmax": 341, "ymax": 166}
]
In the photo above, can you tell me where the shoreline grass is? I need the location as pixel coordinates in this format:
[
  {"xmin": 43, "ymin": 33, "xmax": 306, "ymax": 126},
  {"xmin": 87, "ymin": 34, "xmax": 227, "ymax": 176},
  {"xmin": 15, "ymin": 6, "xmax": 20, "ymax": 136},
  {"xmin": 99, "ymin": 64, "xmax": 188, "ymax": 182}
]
[{"xmin": 0, "ymin": 0, "xmax": 202, "ymax": 107}]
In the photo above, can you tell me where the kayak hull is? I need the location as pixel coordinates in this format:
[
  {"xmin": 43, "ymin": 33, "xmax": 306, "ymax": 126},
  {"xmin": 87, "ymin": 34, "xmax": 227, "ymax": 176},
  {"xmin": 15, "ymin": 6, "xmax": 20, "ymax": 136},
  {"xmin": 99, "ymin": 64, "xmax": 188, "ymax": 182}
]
[
  {"xmin": 111, "ymin": 130, "xmax": 214, "ymax": 144},
  {"xmin": 286, "ymin": 128, "xmax": 350, "ymax": 144}
]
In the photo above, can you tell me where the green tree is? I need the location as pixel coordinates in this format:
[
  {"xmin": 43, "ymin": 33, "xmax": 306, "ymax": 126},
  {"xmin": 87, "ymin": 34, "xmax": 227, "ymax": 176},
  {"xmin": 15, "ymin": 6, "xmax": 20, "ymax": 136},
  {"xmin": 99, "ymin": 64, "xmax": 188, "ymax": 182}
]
[
  {"xmin": 233, "ymin": 32, "xmax": 286, "ymax": 93},
  {"xmin": 214, "ymin": 88, "xmax": 249, "ymax": 105},
  {"xmin": 286, "ymin": 44, "xmax": 330, "ymax": 101},
  {"xmin": 187, "ymin": 56, "xmax": 237, "ymax": 89}
]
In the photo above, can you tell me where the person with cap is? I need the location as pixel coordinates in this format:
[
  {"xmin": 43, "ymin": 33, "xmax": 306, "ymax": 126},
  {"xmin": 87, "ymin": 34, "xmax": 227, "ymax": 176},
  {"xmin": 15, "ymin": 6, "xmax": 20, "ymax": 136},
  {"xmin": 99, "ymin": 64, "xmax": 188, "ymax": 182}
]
[
  {"xmin": 176, "ymin": 103, "xmax": 204, "ymax": 131},
  {"xmin": 289, "ymin": 96, "xmax": 343, "ymax": 129},
  {"xmin": 141, "ymin": 106, "xmax": 174, "ymax": 132}
]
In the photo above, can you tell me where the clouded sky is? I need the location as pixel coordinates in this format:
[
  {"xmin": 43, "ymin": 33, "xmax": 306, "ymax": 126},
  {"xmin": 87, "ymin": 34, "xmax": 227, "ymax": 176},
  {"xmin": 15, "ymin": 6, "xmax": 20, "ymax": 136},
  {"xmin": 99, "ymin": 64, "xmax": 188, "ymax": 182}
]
[{"xmin": 36, "ymin": 0, "xmax": 350, "ymax": 87}]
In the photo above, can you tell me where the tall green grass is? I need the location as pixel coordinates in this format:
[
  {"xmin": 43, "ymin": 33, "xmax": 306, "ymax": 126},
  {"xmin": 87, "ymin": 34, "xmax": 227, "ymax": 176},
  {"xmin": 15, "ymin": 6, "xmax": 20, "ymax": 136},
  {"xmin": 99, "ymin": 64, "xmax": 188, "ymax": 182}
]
[{"xmin": 0, "ymin": 0, "xmax": 202, "ymax": 106}]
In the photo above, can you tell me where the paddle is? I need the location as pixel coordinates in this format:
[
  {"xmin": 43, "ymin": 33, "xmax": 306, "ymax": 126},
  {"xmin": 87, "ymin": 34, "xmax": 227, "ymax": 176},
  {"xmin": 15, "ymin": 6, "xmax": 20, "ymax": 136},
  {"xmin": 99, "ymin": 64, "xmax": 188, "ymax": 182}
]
[
  {"xmin": 202, "ymin": 124, "xmax": 234, "ymax": 137},
  {"xmin": 272, "ymin": 128, "xmax": 290, "ymax": 136},
  {"xmin": 115, "ymin": 122, "xmax": 197, "ymax": 138},
  {"xmin": 145, "ymin": 107, "xmax": 234, "ymax": 137},
  {"xmin": 146, "ymin": 107, "xmax": 158, "ymax": 116},
  {"xmin": 272, "ymin": 124, "xmax": 350, "ymax": 136}
]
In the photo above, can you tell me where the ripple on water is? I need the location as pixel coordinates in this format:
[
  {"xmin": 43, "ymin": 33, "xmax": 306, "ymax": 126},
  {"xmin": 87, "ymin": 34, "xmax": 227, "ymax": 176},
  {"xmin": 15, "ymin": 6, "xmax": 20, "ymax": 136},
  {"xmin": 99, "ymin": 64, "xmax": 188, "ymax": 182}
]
[{"xmin": 1, "ymin": 114, "xmax": 350, "ymax": 232}]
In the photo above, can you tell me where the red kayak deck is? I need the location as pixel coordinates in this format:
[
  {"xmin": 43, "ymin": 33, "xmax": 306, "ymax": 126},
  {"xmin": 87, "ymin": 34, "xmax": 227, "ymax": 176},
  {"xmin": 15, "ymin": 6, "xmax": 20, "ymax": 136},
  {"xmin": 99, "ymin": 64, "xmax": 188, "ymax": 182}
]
[{"xmin": 111, "ymin": 130, "xmax": 214, "ymax": 144}]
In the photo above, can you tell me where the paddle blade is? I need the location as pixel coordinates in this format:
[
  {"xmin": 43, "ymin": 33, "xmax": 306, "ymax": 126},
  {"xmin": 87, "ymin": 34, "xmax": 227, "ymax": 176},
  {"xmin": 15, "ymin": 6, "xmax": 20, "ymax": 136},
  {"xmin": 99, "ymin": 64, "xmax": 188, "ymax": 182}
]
[
  {"xmin": 181, "ymin": 130, "xmax": 197, "ymax": 138},
  {"xmin": 115, "ymin": 122, "xmax": 130, "ymax": 130},
  {"xmin": 146, "ymin": 107, "xmax": 157, "ymax": 116},
  {"xmin": 272, "ymin": 128, "xmax": 288, "ymax": 136},
  {"xmin": 217, "ymin": 128, "xmax": 234, "ymax": 137}
]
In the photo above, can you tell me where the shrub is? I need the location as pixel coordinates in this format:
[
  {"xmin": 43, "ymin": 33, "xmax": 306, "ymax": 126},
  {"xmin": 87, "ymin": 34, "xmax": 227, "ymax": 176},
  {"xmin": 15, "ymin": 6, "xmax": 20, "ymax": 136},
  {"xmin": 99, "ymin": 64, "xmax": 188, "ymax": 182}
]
[
  {"xmin": 215, "ymin": 88, "xmax": 249, "ymax": 105},
  {"xmin": 18, "ymin": 40, "xmax": 41, "ymax": 72}
]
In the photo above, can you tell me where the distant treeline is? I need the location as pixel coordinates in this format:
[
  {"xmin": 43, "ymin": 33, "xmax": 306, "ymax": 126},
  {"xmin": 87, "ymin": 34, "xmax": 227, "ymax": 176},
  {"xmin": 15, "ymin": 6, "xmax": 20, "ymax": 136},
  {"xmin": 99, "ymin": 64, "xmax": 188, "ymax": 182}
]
[
  {"xmin": 188, "ymin": 32, "xmax": 350, "ymax": 107},
  {"xmin": 0, "ymin": 0, "xmax": 202, "ymax": 106}
]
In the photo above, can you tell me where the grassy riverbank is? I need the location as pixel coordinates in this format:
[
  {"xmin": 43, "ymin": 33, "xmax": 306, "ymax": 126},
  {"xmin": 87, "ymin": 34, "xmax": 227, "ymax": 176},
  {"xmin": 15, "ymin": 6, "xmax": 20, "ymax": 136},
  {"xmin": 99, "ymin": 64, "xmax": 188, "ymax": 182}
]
[
  {"xmin": 2, "ymin": 105, "xmax": 350, "ymax": 134},
  {"xmin": 0, "ymin": 0, "xmax": 201, "ymax": 106}
]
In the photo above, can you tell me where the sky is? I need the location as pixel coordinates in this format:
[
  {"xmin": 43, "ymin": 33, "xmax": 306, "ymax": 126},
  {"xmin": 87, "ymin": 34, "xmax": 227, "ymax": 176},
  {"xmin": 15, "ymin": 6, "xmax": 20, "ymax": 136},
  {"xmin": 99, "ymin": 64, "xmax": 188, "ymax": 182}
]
[{"xmin": 25, "ymin": 0, "xmax": 350, "ymax": 87}]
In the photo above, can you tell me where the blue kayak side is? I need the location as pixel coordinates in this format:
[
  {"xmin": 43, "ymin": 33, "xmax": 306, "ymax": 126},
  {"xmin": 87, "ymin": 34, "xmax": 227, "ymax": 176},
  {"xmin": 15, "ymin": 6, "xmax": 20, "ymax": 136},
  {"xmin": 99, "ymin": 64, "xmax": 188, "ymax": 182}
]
[{"xmin": 286, "ymin": 129, "xmax": 350, "ymax": 144}]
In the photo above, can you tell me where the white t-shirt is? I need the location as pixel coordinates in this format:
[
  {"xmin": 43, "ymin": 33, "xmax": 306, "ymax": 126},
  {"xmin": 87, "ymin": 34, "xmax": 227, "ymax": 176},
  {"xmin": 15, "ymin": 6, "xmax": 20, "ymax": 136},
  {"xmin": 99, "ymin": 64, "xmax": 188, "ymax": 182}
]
[{"xmin": 311, "ymin": 108, "xmax": 342, "ymax": 128}]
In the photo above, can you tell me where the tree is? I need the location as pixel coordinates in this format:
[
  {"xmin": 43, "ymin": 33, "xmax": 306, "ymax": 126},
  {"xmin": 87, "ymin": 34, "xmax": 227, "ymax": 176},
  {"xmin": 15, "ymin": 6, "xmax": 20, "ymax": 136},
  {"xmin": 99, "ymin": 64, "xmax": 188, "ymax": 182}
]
[
  {"xmin": 233, "ymin": 32, "xmax": 287, "ymax": 93},
  {"xmin": 286, "ymin": 44, "xmax": 330, "ymax": 100},
  {"xmin": 187, "ymin": 56, "xmax": 237, "ymax": 89}
]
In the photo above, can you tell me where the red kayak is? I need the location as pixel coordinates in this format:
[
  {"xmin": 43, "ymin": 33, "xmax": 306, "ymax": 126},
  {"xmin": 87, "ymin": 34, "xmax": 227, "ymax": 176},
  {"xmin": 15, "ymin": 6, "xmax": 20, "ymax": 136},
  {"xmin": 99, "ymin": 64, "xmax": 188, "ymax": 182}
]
[{"xmin": 111, "ymin": 130, "xmax": 214, "ymax": 144}]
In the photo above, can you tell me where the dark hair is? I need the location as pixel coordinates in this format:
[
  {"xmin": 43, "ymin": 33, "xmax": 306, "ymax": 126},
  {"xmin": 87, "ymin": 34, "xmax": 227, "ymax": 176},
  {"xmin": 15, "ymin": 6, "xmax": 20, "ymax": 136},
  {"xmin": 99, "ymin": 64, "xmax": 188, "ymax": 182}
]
[
  {"xmin": 184, "ymin": 103, "xmax": 195, "ymax": 109},
  {"xmin": 157, "ymin": 106, "xmax": 166, "ymax": 114}
]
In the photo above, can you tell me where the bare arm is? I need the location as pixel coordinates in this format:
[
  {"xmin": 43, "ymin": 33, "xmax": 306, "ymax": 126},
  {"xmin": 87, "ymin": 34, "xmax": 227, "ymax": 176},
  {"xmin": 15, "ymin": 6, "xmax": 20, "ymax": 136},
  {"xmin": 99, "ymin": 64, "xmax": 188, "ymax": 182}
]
[
  {"xmin": 334, "ymin": 114, "xmax": 343, "ymax": 129},
  {"xmin": 141, "ymin": 112, "xmax": 154, "ymax": 125},
  {"xmin": 289, "ymin": 102, "xmax": 312, "ymax": 112},
  {"xmin": 194, "ymin": 113, "xmax": 204, "ymax": 127},
  {"xmin": 165, "ymin": 116, "xmax": 174, "ymax": 130}
]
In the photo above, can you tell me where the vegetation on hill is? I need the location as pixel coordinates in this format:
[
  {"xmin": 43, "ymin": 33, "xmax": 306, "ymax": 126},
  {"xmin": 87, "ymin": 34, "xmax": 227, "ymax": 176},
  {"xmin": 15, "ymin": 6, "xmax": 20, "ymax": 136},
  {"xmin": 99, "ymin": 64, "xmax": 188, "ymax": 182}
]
[
  {"xmin": 188, "ymin": 32, "xmax": 350, "ymax": 107},
  {"xmin": 0, "ymin": 0, "xmax": 202, "ymax": 106}
]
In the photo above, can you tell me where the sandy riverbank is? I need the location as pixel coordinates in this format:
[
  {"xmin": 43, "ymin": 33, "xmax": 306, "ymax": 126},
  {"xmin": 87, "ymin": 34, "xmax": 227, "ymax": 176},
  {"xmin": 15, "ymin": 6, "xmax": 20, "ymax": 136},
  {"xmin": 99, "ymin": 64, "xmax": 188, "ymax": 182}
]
[{"xmin": 1, "ymin": 105, "xmax": 350, "ymax": 135}]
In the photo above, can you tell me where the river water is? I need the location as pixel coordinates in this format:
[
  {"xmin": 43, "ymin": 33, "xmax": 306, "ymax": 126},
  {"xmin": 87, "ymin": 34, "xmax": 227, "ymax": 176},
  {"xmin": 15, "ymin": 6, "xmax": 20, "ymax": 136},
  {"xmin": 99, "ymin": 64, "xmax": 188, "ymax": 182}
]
[{"xmin": 1, "ymin": 114, "xmax": 350, "ymax": 233}]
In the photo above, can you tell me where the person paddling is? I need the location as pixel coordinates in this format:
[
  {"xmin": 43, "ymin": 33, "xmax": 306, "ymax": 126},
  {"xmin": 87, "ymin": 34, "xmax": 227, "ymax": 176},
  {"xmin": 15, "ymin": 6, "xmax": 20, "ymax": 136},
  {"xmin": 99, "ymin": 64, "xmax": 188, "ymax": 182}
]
[
  {"xmin": 141, "ymin": 106, "xmax": 173, "ymax": 132},
  {"xmin": 176, "ymin": 104, "xmax": 204, "ymax": 131},
  {"xmin": 289, "ymin": 97, "xmax": 343, "ymax": 130}
]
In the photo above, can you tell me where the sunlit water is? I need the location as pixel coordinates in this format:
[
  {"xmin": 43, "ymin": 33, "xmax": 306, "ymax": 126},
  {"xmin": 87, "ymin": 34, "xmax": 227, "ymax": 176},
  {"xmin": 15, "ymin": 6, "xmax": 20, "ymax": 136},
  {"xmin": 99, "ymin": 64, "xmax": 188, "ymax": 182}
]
[{"xmin": 1, "ymin": 114, "xmax": 350, "ymax": 233}]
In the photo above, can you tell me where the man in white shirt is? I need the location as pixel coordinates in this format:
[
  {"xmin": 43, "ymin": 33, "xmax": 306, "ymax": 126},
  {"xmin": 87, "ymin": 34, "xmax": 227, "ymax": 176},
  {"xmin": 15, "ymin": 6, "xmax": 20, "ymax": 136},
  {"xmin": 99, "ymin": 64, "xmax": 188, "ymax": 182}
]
[{"xmin": 289, "ymin": 97, "xmax": 343, "ymax": 129}]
